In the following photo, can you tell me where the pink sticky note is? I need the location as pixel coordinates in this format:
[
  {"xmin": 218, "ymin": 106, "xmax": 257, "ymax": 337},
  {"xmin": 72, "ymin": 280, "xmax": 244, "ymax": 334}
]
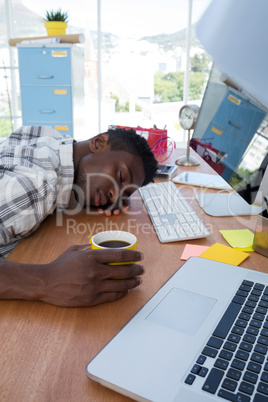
[{"xmin": 181, "ymin": 244, "xmax": 209, "ymax": 260}]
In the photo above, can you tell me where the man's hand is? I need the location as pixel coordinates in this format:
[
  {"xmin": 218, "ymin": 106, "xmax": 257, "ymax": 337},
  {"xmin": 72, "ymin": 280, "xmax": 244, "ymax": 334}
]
[
  {"xmin": 0, "ymin": 245, "xmax": 144, "ymax": 307},
  {"xmin": 97, "ymin": 196, "xmax": 130, "ymax": 216}
]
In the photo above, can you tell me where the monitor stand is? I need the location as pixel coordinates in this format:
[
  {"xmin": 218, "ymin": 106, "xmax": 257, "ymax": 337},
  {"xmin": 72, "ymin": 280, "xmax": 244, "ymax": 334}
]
[{"xmin": 194, "ymin": 190, "xmax": 264, "ymax": 216}]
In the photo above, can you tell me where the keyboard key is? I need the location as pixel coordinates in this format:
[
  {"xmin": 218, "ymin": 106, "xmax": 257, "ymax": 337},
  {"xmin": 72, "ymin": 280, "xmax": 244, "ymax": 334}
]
[
  {"xmin": 256, "ymin": 306, "xmax": 267, "ymax": 315},
  {"xmin": 250, "ymin": 319, "xmax": 262, "ymax": 328},
  {"xmin": 243, "ymin": 370, "xmax": 258, "ymax": 384},
  {"xmin": 235, "ymin": 350, "xmax": 250, "ymax": 361},
  {"xmin": 258, "ymin": 336, "xmax": 268, "ymax": 346},
  {"xmin": 253, "ymin": 393, "xmax": 268, "ymax": 402},
  {"xmin": 254, "ymin": 283, "xmax": 265, "ymax": 291},
  {"xmin": 202, "ymin": 346, "xmax": 218, "ymax": 358},
  {"xmin": 226, "ymin": 368, "xmax": 242, "ymax": 381},
  {"xmin": 207, "ymin": 336, "xmax": 224, "ymax": 349},
  {"xmin": 264, "ymin": 286, "xmax": 268, "ymax": 295},
  {"xmin": 261, "ymin": 329, "xmax": 268, "ymax": 337},
  {"xmin": 218, "ymin": 389, "xmax": 250, "ymax": 401},
  {"xmin": 202, "ymin": 368, "xmax": 224, "ymax": 394},
  {"xmin": 247, "ymin": 361, "xmax": 262, "ymax": 374},
  {"xmin": 228, "ymin": 334, "xmax": 241, "ymax": 343},
  {"xmin": 259, "ymin": 301, "xmax": 268, "ymax": 308},
  {"xmin": 240, "ymin": 342, "xmax": 253, "ymax": 352},
  {"xmin": 214, "ymin": 358, "xmax": 229, "ymax": 370},
  {"xmin": 235, "ymin": 319, "xmax": 247, "ymax": 328},
  {"xmin": 249, "ymin": 294, "xmax": 260, "ymax": 302},
  {"xmin": 184, "ymin": 374, "xmax": 195, "ymax": 385},
  {"xmin": 191, "ymin": 364, "xmax": 201, "ymax": 374},
  {"xmin": 232, "ymin": 295, "xmax": 246, "ymax": 305},
  {"xmin": 213, "ymin": 303, "xmax": 241, "ymax": 339},
  {"xmin": 252, "ymin": 289, "xmax": 262, "ymax": 296},
  {"xmin": 243, "ymin": 334, "xmax": 256, "ymax": 344},
  {"xmin": 243, "ymin": 280, "xmax": 254, "ymax": 287},
  {"xmin": 232, "ymin": 326, "xmax": 244, "ymax": 336},
  {"xmin": 245, "ymin": 300, "xmax": 257, "ymax": 308},
  {"xmin": 246, "ymin": 326, "xmax": 259, "ymax": 336},
  {"xmin": 221, "ymin": 378, "xmax": 237, "ymax": 392},
  {"xmin": 253, "ymin": 312, "xmax": 265, "ymax": 321},
  {"xmin": 242, "ymin": 306, "xmax": 254, "ymax": 314},
  {"xmin": 219, "ymin": 350, "xmax": 233, "ymax": 361},
  {"xmin": 239, "ymin": 312, "xmax": 251, "ymax": 321},
  {"xmin": 251, "ymin": 352, "xmax": 265, "ymax": 364},
  {"xmin": 236, "ymin": 290, "xmax": 248, "ymax": 298},
  {"xmin": 239, "ymin": 381, "xmax": 255, "ymax": 395},
  {"xmin": 231, "ymin": 358, "xmax": 246, "ymax": 371},
  {"xmin": 257, "ymin": 382, "xmax": 268, "ymax": 395},
  {"xmin": 199, "ymin": 367, "xmax": 209, "ymax": 377},
  {"xmin": 196, "ymin": 355, "xmax": 206, "ymax": 364},
  {"xmin": 254, "ymin": 344, "xmax": 268, "ymax": 355},
  {"xmin": 224, "ymin": 341, "xmax": 237, "ymax": 352},
  {"xmin": 261, "ymin": 372, "xmax": 268, "ymax": 383},
  {"xmin": 240, "ymin": 285, "xmax": 251, "ymax": 292}
]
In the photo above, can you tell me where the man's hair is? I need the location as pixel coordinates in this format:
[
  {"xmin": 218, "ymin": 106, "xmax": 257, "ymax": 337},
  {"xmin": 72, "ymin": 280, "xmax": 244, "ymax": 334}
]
[{"xmin": 105, "ymin": 127, "xmax": 158, "ymax": 186}]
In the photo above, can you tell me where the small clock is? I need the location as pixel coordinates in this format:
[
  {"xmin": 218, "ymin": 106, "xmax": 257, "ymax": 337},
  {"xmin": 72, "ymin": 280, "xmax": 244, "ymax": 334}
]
[{"xmin": 179, "ymin": 104, "xmax": 200, "ymax": 130}]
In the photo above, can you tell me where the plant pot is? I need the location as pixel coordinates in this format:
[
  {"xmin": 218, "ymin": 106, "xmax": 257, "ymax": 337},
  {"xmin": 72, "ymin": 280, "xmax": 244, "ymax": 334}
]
[{"xmin": 45, "ymin": 21, "xmax": 67, "ymax": 36}]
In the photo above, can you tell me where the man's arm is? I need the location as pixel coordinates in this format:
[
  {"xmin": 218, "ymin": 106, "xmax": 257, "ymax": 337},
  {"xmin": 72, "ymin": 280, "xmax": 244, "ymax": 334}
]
[{"xmin": 0, "ymin": 246, "xmax": 144, "ymax": 307}]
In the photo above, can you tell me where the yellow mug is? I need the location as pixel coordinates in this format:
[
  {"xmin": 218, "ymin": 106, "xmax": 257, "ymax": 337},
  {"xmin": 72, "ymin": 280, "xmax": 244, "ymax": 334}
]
[{"xmin": 89, "ymin": 230, "xmax": 137, "ymax": 265}]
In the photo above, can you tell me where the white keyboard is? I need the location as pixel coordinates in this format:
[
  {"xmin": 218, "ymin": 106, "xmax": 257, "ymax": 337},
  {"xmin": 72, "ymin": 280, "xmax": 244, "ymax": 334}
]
[{"xmin": 139, "ymin": 181, "xmax": 210, "ymax": 243}]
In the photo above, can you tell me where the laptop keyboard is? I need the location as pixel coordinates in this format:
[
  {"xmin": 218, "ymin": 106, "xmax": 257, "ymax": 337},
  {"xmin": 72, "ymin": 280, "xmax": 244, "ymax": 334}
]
[{"xmin": 185, "ymin": 280, "xmax": 268, "ymax": 402}]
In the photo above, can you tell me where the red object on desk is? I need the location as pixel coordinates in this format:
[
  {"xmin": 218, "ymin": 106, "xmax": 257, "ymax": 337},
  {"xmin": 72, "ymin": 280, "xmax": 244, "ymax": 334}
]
[{"xmin": 112, "ymin": 125, "xmax": 168, "ymax": 154}]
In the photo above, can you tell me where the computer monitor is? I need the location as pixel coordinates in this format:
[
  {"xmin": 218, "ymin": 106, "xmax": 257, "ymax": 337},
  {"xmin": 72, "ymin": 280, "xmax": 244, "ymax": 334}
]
[{"xmin": 191, "ymin": 64, "xmax": 268, "ymax": 210}]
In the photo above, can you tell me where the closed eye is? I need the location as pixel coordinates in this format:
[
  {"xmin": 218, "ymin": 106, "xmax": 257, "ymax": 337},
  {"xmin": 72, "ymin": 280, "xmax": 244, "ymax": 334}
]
[{"xmin": 119, "ymin": 169, "xmax": 127, "ymax": 184}]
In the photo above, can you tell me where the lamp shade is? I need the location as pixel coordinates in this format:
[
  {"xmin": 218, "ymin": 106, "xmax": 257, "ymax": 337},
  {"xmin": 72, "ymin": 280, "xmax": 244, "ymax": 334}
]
[{"xmin": 196, "ymin": 0, "xmax": 268, "ymax": 108}]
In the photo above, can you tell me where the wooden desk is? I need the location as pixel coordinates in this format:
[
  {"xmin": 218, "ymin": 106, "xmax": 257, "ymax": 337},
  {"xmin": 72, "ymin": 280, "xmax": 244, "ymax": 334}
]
[{"xmin": 2, "ymin": 149, "xmax": 267, "ymax": 402}]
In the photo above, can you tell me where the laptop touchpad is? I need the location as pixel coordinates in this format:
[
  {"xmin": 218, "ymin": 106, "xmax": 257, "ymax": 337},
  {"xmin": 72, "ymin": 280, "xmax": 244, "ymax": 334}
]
[{"xmin": 146, "ymin": 288, "xmax": 217, "ymax": 335}]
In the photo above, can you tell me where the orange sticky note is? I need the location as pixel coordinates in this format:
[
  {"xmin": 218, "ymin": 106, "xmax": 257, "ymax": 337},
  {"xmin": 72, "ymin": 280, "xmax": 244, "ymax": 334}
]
[
  {"xmin": 199, "ymin": 243, "xmax": 249, "ymax": 266},
  {"xmin": 181, "ymin": 244, "xmax": 209, "ymax": 260}
]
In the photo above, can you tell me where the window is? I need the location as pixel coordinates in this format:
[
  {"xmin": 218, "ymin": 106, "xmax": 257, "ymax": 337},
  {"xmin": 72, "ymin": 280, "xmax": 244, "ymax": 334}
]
[{"xmin": 2, "ymin": 0, "xmax": 212, "ymax": 142}]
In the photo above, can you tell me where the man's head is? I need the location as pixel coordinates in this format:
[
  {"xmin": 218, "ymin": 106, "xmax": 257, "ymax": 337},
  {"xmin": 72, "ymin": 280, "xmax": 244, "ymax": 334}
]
[
  {"xmin": 73, "ymin": 128, "xmax": 158, "ymax": 209},
  {"xmin": 105, "ymin": 128, "xmax": 158, "ymax": 186}
]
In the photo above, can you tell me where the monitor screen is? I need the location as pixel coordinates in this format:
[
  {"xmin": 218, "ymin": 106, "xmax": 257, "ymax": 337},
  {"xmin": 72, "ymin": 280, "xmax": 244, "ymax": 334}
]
[{"xmin": 192, "ymin": 65, "xmax": 268, "ymax": 207}]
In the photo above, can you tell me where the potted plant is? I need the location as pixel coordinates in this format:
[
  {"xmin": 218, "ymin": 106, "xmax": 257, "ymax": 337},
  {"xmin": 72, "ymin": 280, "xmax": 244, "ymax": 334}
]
[{"xmin": 44, "ymin": 8, "xmax": 69, "ymax": 36}]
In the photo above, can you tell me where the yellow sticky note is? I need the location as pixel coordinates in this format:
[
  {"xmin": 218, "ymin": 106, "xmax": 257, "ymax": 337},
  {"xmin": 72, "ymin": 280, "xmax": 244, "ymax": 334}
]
[
  {"xmin": 219, "ymin": 229, "xmax": 254, "ymax": 251},
  {"xmin": 200, "ymin": 243, "xmax": 249, "ymax": 266},
  {"xmin": 181, "ymin": 244, "xmax": 209, "ymax": 260}
]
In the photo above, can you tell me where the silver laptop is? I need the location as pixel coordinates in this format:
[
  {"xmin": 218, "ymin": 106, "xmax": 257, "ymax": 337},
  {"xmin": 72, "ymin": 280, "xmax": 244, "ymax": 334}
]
[{"xmin": 86, "ymin": 257, "xmax": 268, "ymax": 402}]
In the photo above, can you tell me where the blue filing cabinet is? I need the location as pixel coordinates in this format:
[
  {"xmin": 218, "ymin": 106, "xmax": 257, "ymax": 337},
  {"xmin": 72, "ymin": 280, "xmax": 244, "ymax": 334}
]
[{"xmin": 17, "ymin": 44, "xmax": 84, "ymax": 138}]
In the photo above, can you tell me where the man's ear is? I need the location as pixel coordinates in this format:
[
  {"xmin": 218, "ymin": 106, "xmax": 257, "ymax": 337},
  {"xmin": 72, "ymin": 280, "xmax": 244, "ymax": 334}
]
[{"xmin": 89, "ymin": 133, "xmax": 109, "ymax": 153}]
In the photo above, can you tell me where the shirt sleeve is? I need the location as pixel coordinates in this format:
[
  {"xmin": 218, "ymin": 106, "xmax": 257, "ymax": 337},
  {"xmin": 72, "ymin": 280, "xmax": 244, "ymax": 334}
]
[{"xmin": 0, "ymin": 166, "xmax": 57, "ymax": 257}]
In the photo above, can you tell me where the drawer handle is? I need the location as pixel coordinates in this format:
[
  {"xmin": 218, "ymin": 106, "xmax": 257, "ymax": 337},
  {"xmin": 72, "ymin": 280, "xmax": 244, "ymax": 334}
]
[
  {"xmin": 228, "ymin": 120, "xmax": 241, "ymax": 130},
  {"xmin": 37, "ymin": 75, "xmax": 54, "ymax": 79},
  {"xmin": 39, "ymin": 110, "xmax": 55, "ymax": 114}
]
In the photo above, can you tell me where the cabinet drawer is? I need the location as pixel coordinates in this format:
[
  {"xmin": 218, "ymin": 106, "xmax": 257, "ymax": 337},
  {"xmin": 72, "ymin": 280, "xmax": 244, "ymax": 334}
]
[
  {"xmin": 18, "ymin": 47, "xmax": 71, "ymax": 85},
  {"xmin": 21, "ymin": 86, "xmax": 72, "ymax": 121},
  {"xmin": 203, "ymin": 123, "xmax": 249, "ymax": 171},
  {"xmin": 211, "ymin": 92, "xmax": 266, "ymax": 140},
  {"xmin": 22, "ymin": 122, "xmax": 73, "ymax": 137}
]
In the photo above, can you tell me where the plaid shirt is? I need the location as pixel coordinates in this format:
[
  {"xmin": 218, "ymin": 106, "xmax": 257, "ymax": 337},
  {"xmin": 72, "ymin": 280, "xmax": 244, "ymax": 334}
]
[{"xmin": 0, "ymin": 126, "xmax": 74, "ymax": 260}]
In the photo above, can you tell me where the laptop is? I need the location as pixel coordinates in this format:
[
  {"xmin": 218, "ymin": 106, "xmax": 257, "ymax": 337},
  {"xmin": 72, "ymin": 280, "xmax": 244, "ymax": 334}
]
[{"xmin": 86, "ymin": 257, "xmax": 268, "ymax": 402}]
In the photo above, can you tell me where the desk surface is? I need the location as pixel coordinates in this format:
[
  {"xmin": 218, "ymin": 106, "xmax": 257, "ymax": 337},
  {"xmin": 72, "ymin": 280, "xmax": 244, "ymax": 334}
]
[{"xmin": 2, "ymin": 148, "xmax": 267, "ymax": 402}]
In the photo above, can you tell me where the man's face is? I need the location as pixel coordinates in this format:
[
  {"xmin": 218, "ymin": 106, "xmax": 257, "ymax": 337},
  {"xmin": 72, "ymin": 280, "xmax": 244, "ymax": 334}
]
[{"xmin": 74, "ymin": 146, "xmax": 145, "ymax": 209}]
